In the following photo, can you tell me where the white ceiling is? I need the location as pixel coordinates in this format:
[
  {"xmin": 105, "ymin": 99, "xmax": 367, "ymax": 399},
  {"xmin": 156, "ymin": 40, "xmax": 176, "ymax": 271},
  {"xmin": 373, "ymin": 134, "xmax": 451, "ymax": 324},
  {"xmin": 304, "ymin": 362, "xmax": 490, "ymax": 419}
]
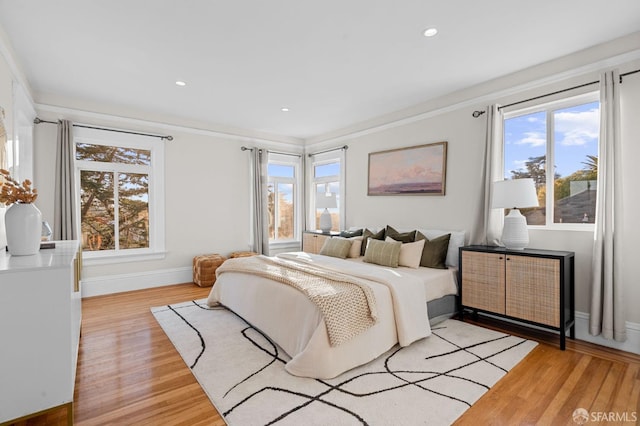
[{"xmin": 0, "ymin": 1, "xmax": 639, "ymax": 141}]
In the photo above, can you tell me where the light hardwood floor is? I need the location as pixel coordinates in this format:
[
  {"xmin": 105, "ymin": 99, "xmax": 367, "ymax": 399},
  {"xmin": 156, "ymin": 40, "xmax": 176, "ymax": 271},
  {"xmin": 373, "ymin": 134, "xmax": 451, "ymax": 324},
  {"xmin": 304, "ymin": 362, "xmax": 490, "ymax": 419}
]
[{"xmin": 9, "ymin": 283, "xmax": 640, "ymax": 425}]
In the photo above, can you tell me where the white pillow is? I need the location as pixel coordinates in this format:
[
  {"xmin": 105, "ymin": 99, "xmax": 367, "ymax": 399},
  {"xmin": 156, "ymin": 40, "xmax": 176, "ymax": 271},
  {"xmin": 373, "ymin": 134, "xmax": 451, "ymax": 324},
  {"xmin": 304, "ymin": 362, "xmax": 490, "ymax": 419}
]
[
  {"xmin": 336, "ymin": 236, "xmax": 363, "ymax": 258},
  {"xmin": 386, "ymin": 236, "xmax": 425, "ymax": 269}
]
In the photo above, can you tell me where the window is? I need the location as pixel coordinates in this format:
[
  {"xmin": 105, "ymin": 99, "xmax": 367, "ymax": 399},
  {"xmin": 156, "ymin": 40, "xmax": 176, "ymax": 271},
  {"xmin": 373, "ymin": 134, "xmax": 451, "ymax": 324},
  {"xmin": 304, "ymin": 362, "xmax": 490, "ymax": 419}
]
[
  {"xmin": 503, "ymin": 93, "xmax": 599, "ymax": 227},
  {"xmin": 267, "ymin": 153, "xmax": 301, "ymax": 242},
  {"xmin": 309, "ymin": 151, "xmax": 344, "ymax": 232},
  {"xmin": 74, "ymin": 128, "xmax": 165, "ymax": 261}
]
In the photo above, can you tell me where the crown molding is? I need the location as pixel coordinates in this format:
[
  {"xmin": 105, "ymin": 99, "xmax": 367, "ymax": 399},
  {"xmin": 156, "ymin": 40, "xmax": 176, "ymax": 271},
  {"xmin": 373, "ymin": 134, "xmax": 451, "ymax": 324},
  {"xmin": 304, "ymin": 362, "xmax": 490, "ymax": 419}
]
[
  {"xmin": 306, "ymin": 48, "xmax": 640, "ymax": 149},
  {"xmin": 35, "ymin": 103, "xmax": 305, "ymax": 150}
]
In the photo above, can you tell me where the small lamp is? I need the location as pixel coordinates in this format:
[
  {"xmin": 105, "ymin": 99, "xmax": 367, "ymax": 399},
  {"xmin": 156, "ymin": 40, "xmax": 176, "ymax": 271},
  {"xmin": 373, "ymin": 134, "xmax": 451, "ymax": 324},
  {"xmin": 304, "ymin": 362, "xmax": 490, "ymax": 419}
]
[
  {"xmin": 316, "ymin": 192, "xmax": 337, "ymax": 233},
  {"xmin": 492, "ymin": 178, "xmax": 539, "ymax": 250}
]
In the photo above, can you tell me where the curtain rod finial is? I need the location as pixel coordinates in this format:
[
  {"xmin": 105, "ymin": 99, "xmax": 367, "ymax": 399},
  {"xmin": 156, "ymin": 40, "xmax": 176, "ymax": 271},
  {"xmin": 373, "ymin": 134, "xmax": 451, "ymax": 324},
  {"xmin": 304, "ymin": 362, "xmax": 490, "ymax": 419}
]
[{"xmin": 472, "ymin": 110, "xmax": 486, "ymax": 118}]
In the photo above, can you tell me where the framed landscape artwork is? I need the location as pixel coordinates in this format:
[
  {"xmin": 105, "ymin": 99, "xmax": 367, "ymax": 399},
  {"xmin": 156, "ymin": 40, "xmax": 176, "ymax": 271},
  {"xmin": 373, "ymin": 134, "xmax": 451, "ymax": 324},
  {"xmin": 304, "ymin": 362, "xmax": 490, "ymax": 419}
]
[{"xmin": 368, "ymin": 142, "xmax": 447, "ymax": 196}]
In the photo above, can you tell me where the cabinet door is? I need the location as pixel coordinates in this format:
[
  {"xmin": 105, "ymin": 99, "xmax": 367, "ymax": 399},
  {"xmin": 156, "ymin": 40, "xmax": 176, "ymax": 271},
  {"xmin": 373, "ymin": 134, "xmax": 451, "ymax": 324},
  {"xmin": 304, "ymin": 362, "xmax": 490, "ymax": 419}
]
[
  {"xmin": 461, "ymin": 251, "xmax": 505, "ymax": 314},
  {"xmin": 302, "ymin": 233, "xmax": 330, "ymax": 254},
  {"xmin": 506, "ymin": 255, "xmax": 560, "ymax": 327},
  {"xmin": 302, "ymin": 233, "xmax": 317, "ymax": 253}
]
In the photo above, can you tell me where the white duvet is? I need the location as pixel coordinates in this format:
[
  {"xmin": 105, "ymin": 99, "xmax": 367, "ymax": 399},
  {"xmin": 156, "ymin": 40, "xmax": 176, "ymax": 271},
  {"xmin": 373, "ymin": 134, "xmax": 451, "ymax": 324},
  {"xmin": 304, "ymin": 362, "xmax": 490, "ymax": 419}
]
[{"xmin": 207, "ymin": 252, "xmax": 455, "ymax": 379}]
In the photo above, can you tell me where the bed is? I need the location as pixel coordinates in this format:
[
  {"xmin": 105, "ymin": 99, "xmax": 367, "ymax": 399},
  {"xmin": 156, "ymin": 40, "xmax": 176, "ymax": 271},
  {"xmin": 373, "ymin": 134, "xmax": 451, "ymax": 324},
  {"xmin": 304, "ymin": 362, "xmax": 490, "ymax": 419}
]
[{"xmin": 207, "ymin": 227, "xmax": 464, "ymax": 379}]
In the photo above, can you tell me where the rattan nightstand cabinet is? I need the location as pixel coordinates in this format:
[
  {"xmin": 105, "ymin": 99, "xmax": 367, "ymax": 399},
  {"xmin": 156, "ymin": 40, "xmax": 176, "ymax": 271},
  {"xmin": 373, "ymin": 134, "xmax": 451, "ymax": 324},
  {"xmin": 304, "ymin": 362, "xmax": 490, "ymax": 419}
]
[
  {"xmin": 302, "ymin": 231, "xmax": 338, "ymax": 254},
  {"xmin": 459, "ymin": 245, "xmax": 575, "ymax": 350},
  {"xmin": 460, "ymin": 250, "xmax": 506, "ymax": 314}
]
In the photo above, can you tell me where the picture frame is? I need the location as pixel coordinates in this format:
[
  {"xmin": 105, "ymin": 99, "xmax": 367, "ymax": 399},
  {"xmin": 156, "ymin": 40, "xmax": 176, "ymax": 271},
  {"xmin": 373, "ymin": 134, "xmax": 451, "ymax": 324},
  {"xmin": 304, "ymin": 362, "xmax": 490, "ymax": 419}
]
[{"xmin": 368, "ymin": 141, "xmax": 447, "ymax": 196}]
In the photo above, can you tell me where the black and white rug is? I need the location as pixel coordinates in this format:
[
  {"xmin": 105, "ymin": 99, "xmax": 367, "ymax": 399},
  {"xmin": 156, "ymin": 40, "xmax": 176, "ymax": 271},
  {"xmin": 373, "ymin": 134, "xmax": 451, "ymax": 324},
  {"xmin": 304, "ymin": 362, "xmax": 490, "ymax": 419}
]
[{"xmin": 152, "ymin": 299, "xmax": 537, "ymax": 426}]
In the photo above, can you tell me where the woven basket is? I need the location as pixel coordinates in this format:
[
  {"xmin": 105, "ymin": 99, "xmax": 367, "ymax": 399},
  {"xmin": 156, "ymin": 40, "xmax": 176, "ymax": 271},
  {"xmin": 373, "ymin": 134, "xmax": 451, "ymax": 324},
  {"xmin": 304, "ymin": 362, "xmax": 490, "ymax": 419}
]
[{"xmin": 193, "ymin": 254, "xmax": 226, "ymax": 287}]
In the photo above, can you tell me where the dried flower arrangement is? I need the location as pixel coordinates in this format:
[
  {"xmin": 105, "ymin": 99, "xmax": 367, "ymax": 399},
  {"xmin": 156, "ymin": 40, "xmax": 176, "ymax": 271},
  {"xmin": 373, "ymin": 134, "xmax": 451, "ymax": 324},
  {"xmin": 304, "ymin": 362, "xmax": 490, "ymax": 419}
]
[{"xmin": 0, "ymin": 169, "xmax": 38, "ymax": 204}]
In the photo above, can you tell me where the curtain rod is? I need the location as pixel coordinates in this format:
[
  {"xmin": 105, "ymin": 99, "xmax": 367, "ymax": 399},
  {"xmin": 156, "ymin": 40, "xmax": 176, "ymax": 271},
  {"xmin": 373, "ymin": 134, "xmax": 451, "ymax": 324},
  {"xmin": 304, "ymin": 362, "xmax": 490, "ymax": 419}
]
[
  {"xmin": 307, "ymin": 145, "xmax": 348, "ymax": 158},
  {"xmin": 472, "ymin": 67, "xmax": 640, "ymax": 118},
  {"xmin": 240, "ymin": 146, "xmax": 301, "ymax": 157},
  {"xmin": 33, "ymin": 117, "xmax": 174, "ymax": 141}
]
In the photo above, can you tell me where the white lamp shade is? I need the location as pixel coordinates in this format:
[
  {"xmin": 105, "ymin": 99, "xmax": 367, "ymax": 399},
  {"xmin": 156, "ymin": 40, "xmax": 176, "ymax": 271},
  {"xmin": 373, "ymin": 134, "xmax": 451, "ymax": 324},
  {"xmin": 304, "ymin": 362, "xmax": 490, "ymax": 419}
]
[
  {"xmin": 316, "ymin": 192, "xmax": 337, "ymax": 209},
  {"xmin": 492, "ymin": 178, "xmax": 539, "ymax": 209}
]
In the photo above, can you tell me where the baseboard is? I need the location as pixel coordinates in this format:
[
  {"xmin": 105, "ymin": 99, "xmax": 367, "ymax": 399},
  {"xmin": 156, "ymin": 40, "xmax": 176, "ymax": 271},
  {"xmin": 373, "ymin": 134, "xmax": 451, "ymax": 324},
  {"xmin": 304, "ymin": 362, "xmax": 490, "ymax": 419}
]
[
  {"xmin": 81, "ymin": 267, "xmax": 193, "ymax": 297},
  {"xmin": 467, "ymin": 310, "xmax": 640, "ymax": 356},
  {"xmin": 574, "ymin": 311, "xmax": 640, "ymax": 355}
]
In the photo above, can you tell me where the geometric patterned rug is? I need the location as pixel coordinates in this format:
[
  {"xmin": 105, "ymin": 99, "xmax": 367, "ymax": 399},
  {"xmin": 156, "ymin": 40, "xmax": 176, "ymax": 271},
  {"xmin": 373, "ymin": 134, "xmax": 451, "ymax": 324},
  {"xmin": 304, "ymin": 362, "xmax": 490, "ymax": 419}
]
[{"xmin": 152, "ymin": 299, "xmax": 537, "ymax": 426}]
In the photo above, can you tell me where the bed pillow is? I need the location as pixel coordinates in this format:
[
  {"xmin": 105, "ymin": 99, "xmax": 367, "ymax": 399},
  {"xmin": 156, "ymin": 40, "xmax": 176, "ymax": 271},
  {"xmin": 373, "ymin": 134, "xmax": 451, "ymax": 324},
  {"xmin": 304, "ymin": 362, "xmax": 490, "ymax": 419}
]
[
  {"xmin": 416, "ymin": 229, "xmax": 465, "ymax": 267},
  {"xmin": 363, "ymin": 238, "xmax": 402, "ymax": 268},
  {"xmin": 361, "ymin": 228, "xmax": 386, "ymax": 256},
  {"xmin": 385, "ymin": 225, "xmax": 416, "ymax": 243},
  {"xmin": 319, "ymin": 237, "xmax": 352, "ymax": 259},
  {"xmin": 385, "ymin": 236, "xmax": 425, "ymax": 269},
  {"xmin": 340, "ymin": 229, "xmax": 363, "ymax": 238},
  {"xmin": 335, "ymin": 236, "xmax": 363, "ymax": 258},
  {"xmin": 415, "ymin": 231, "xmax": 451, "ymax": 269}
]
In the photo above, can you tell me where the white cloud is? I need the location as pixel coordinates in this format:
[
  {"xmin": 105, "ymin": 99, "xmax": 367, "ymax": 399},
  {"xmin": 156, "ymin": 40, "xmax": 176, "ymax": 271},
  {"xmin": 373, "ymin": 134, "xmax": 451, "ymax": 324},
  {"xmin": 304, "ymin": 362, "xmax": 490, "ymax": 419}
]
[
  {"xmin": 555, "ymin": 108, "xmax": 599, "ymax": 146},
  {"xmin": 515, "ymin": 131, "xmax": 545, "ymax": 147}
]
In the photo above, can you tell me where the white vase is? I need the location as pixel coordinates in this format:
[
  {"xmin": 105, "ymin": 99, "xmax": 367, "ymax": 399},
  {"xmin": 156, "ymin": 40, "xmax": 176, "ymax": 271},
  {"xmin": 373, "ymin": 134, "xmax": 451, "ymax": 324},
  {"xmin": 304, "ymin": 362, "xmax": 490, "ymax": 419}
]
[{"xmin": 5, "ymin": 203, "xmax": 42, "ymax": 256}]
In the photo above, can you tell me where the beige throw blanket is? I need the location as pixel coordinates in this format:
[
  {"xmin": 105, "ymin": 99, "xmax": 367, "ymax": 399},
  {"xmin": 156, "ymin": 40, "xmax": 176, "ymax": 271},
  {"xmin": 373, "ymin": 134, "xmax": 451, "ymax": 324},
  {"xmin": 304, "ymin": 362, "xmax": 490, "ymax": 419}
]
[{"xmin": 216, "ymin": 255, "xmax": 378, "ymax": 347}]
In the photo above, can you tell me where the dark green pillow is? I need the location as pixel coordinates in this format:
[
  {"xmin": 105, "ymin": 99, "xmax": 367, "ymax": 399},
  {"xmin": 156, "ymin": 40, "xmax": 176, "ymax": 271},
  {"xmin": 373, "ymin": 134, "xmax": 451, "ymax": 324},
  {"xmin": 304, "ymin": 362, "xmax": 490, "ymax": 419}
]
[
  {"xmin": 385, "ymin": 225, "xmax": 416, "ymax": 243},
  {"xmin": 340, "ymin": 229, "xmax": 363, "ymax": 238},
  {"xmin": 361, "ymin": 228, "xmax": 385, "ymax": 256},
  {"xmin": 415, "ymin": 232, "xmax": 451, "ymax": 269}
]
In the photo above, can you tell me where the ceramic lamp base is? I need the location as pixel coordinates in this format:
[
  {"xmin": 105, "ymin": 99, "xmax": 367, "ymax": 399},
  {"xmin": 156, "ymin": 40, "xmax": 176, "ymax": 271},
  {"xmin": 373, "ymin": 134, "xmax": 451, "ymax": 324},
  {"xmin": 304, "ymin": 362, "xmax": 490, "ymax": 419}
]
[
  {"xmin": 319, "ymin": 208, "xmax": 332, "ymax": 233},
  {"xmin": 501, "ymin": 208, "xmax": 529, "ymax": 250}
]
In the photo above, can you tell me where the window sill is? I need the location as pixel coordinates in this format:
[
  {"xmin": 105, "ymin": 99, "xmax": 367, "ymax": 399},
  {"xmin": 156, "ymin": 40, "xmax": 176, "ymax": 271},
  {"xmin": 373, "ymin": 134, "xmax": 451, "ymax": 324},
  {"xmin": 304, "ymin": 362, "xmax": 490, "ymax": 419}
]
[
  {"xmin": 528, "ymin": 224, "xmax": 595, "ymax": 232},
  {"xmin": 82, "ymin": 250, "xmax": 167, "ymax": 266}
]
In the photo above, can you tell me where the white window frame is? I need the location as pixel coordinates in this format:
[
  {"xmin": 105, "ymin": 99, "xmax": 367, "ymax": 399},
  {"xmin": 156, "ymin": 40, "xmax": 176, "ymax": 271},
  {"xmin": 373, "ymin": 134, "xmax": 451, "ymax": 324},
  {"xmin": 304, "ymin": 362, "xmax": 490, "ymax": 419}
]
[
  {"xmin": 74, "ymin": 127, "xmax": 165, "ymax": 264},
  {"xmin": 267, "ymin": 152, "xmax": 302, "ymax": 249},
  {"xmin": 308, "ymin": 150, "xmax": 345, "ymax": 231},
  {"xmin": 503, "ymin": 91, "xmax": 599, "ymax": 231}
]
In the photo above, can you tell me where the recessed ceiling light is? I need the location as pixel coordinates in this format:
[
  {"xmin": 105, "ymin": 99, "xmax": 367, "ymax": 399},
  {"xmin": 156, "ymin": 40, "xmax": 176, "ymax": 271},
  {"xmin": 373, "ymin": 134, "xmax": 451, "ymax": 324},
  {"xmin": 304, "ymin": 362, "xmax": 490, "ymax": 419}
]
[
  {"xmin": 175, "ymin": 81, "xmax": 186, "ymax": 86},
  {"xmin": 281, "ymin": 107, "xmax": 290, "ymax": 112},
  {"xmin": 423, "ymin": 28, "xmax": 438, "ymax": 37}
]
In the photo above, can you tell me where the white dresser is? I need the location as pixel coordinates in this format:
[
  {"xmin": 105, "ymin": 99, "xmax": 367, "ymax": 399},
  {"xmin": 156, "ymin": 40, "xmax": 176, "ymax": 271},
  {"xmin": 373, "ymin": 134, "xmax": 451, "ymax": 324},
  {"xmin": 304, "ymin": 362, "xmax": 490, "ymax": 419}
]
[{"xmin": 0, "ymin": 240, "xmax": 81, "ymax": 424}]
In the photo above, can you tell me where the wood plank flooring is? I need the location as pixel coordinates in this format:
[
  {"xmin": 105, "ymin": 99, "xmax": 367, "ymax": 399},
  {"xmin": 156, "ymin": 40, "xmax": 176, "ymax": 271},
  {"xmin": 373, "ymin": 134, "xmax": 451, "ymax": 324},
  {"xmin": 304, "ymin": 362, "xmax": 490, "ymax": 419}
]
[{"xmin": 9, "ymin": 283, "xmax": 640, "ymax": 425}]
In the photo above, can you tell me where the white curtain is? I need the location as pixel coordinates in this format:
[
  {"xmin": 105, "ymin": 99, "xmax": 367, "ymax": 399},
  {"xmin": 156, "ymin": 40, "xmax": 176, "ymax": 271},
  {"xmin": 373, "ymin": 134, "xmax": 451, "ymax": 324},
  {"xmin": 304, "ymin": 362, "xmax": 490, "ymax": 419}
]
[
  {"xmin": 0, "ymin": 107, "xmax": 7, "ymax": 249},
  {"xmin": 470, "ymin": 104, "xmax": 503, "ymax": 246},
  {"xmin": 589, "ymin": 70, "xmax": 626, "ymax": 342},
  {"xmin": 54, "ymin": 120, "xmax": 78, "ymax": 240},
  {"xmin": 251, "ymin": 148, "xmax": 269, "ymax": 255}
]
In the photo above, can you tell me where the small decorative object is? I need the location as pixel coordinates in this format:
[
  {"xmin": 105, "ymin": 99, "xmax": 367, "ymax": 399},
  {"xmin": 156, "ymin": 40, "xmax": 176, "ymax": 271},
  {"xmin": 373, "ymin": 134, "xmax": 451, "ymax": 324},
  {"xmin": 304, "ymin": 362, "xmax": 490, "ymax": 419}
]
[
  {"xmin": 368, "ymin": 142, "xmax": 447, "ymax": 196},
  {"xmin": 492, "ymin": 178, "xmax": 539, "ymax": 250},
  {"xmin": 0, "ymin": 169, "xmax": 41, "ymax": 255},
  {"xmin": 41, "ymin": 220, "xmax": 53, "ymax": 241},
  {"xmin": 316, "ymin": 191, "xmax": 337, "ymax": 233}
]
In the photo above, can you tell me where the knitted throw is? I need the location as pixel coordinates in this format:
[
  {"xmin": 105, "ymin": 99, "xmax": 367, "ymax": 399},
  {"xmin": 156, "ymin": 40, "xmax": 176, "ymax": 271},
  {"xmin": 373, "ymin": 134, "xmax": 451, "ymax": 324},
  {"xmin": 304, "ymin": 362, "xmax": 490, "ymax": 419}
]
[{"xmin": 216, "ymin": 255, "xmax": 378, "ymax": 347}]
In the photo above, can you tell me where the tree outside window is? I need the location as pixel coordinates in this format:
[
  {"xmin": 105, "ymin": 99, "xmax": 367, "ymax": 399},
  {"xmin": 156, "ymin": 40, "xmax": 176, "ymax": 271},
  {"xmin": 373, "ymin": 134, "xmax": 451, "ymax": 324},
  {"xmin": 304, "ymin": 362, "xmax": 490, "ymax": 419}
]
[{"xmin": 504, "ymin": 95, "xmax": 599, "ymax": 226}]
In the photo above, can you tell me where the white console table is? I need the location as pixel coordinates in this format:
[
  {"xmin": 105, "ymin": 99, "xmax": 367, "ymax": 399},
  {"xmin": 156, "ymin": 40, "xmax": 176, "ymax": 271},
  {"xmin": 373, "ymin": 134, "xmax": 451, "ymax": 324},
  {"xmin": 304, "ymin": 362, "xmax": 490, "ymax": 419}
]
[{"xmin": 0, "ymin": 240, "xmax": 81, "ymax": 425}]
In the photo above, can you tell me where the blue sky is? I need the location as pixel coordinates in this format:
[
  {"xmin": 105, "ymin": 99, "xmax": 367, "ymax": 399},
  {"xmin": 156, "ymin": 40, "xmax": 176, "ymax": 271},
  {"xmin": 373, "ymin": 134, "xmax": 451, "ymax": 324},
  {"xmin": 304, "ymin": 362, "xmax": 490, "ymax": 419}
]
[{"xmin": 504, "ymin": 101, "xmax": 599, "ymax": 179}]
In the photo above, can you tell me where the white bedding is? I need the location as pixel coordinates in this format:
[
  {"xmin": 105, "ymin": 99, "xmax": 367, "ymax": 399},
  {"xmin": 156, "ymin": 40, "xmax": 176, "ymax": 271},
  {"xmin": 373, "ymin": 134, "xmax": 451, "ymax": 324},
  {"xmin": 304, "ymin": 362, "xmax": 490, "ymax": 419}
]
[{"xmin": 207, "ymin": 252, "xmax": 457, "ymax": 379}]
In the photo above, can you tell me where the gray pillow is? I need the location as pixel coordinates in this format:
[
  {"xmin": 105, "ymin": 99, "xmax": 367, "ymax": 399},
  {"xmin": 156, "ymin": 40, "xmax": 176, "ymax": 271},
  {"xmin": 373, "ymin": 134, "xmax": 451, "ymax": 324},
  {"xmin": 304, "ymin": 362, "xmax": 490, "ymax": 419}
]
[
  {"xmin": 363, "ymin": 238, "xmax": 402, "ymax": 268},
  {"xmin": 319, "ymin": 237, "xmax": 353, "ymax": 259},
  {"xmin": 415, "ymin": 231, "xmax": 451, "ymax": 269},
  {"xmin": 340, "ymin": 229, "xmax": 363, "ymax": 238}
]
